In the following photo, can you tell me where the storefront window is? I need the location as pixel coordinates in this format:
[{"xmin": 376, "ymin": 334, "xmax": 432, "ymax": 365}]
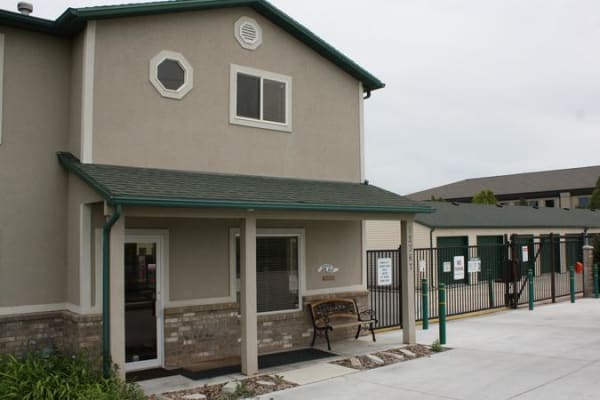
[{"xmin": 236, "ymin": 235, "xmax": 300, "ymax": 313}]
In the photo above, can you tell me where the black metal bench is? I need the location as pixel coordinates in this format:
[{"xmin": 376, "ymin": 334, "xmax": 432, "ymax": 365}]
[{"xmin": 308, "ymin": 298, "xmax": 377, "ymax": 351}]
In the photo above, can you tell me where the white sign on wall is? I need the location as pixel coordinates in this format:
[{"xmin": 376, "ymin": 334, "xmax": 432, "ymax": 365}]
[
  {"xmin": 418, "ymin": 259, "xmax": 426, "ymax": 273},
  {"xmin": 443, "ymin": 261, "xmax": 452, "ymax": 273},
  {"xmin": 521, "ymin": 246, "xmax": 529, "ymax": 263},
  {"xmin": 453, "ymin": 256, "xmax": 465, "ymax": 280},
  {"xmin": 468, "ymin": 258, "xmax": 481, "ymax": 273},
  {"xmin": 377, "ymin": 258, "xmax": 393, "ymax": 286}
]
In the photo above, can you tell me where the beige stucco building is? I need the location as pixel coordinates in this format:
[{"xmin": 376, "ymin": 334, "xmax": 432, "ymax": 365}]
[{"xmin": 0, "ymin": 0, "xmax": 432, "ymax": 377}]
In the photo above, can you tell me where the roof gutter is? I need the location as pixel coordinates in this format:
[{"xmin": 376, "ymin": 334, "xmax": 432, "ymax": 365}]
[
  {"xmin": 101, "ymin": 203, "xmax": 122, "ymax": 378},
  {"xmin": 111, "ymin": 196, "xmax": 435, "ymax": 214}
]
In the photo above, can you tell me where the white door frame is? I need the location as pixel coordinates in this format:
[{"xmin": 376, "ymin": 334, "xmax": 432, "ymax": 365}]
[{"xmin": 124, "ymin": 229, "xmax": 169, "ymax": 372}]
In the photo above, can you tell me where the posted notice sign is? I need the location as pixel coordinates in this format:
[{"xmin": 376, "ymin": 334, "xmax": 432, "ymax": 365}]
[
  {"xmin": 522, "ymin": 246, "xmax": 529, "ymax": 262},
  {"xmin": 453, "ymin": 256, "xmax": 465, "ymax": 280},
  {"xmin": 377, "ymin": 258, "xmax": 393, "ymax": 286},
  {"xmin": 468, "ymin": 257, "xmax": 481, "ymax": 273}
]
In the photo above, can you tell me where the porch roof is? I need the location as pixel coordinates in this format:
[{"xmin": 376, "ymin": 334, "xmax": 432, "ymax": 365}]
[{"xmin": 57, "ymin": 152, "xmax": 433, "ymax": 214}]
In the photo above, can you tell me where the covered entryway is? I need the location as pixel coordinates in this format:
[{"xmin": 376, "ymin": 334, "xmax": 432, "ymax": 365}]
[{"xmin": 57, "ymin": 152, "xmax": 432, "ymax": 377}]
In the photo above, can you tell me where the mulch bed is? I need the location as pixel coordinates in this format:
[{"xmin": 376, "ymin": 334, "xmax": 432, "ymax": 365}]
[
  {"xmin": 147, "ymin": 374, "xmax": 297, "ymax": 400},
  {"xmin": 332, "ymin": 344, "xmax": 445, "ymax": 370}
]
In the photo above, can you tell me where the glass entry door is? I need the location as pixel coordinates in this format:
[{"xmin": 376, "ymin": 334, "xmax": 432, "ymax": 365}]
[{"xmin": 124, "ymin": 238, "xmax": 162, "ymax": 371}]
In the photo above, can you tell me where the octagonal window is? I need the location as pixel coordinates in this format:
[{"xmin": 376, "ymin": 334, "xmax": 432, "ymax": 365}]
[
  {"xmin": 149, "ymin": 50, "xmax": 193, "ymax": 99},
  {"xmin": 157, "ymin": 59, "xmax": 185, "ymax": 90}
]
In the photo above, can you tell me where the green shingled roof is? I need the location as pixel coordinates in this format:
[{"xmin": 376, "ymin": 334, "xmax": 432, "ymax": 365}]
[
  {"xmin": 57, "ymin": 152, "xmax": 432, "ymax": 214},
  {"xmin": 0, "ymin": 0, "xmax": 384, "ymax": 92},
  {"xmin": 416, "ymin": 201, "xmax": 600, "ymax": 229}
]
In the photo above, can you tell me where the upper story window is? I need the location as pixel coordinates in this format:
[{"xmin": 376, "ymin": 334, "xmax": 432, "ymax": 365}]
[
  {"xmin": 149, "ymin": 50, "xmax": 193, "ymax": 99},
  {"xmin": 230, "ymin": 64, "xmax": 292, "ymax": 132}
]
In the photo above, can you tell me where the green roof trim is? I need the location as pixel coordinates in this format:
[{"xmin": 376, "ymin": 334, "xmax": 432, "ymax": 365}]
[
  {"xmin": 0, "ymin": 0, "xmax": 384, "ymax": 91},
  {"xmin": 57, "ymin": 152, "xmax": 433, "ymax": 214}
]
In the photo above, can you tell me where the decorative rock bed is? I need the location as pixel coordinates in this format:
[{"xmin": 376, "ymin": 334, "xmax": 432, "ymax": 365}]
[
  {"xmin": 147, "ymin": 344, "xmax": 447, "ymax": 399},
  {"xmin": 331, "ymin": 344, "xmax": 441, "ymax": 370},
  {"xmin": 147, "ymin": 374, "xmax": 297, "ymax": 400}
]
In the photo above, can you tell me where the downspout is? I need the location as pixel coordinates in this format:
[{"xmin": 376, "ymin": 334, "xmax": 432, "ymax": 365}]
[{"xmin": 102, "ymin": 203, "xmax": 122, "ymax": 378}]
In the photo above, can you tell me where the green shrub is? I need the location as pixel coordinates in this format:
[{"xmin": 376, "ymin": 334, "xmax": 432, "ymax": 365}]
[
  {"xmin": 0, "ymin": 351, "xmax": 145, "ymax": 400},
  {"xmin": 431, "ymin": 339, "xmax": 443, "ymax": 352}
]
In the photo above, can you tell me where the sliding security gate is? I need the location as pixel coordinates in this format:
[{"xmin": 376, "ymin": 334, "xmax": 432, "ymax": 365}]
[
  {"xmin": 413, "ymin": 234, "xmax": 586, "ymax": 321},
  {"xmin": 366, "ymin": 249, "xmax": 402, "ymax": 329}
]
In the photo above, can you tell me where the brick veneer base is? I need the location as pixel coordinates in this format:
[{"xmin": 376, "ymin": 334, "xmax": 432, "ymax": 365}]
[
  {"xmin": 0, "ymin": 291, "xmax": 369, "ymax": 369},
  {"xmin": 0, "ymin": 310, "xmax": 101, "ymax": 358},
  {"xmin": 164, "ymin": 291, "xmax": 369, "ymax": 368}
]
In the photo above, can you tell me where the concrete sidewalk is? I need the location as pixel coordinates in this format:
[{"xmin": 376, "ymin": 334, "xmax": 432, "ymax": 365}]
[{"xmin": 270, "ymin": 299, "xmax": 600, "ymax": 400}]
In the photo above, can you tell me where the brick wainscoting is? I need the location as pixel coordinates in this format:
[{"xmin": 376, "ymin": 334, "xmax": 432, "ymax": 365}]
[
  {"xmin": 0, "ymin": 310, "xmax": 101, "ymax": 357},
  {"xmin": 163, "ymin": 291, "xmax": 369, "ymax": 368}
]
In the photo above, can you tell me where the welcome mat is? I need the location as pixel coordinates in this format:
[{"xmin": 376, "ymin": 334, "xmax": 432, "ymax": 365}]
[{"xmin": 127, "ymin": 348, "xmax": 336, "ymax": 382}]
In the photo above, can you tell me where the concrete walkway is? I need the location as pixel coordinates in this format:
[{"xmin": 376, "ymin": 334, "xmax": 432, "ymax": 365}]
[{"xmin": 271, "ymin": 299, "xmax": 600, "ymax": 400}]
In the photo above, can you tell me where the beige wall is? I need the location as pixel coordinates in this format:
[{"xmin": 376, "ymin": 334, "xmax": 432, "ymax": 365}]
[
  {"xmin": 0, "ymin": 27, "xmax": 71, "ymax": 307},
  {"xmin": 68, "ymin": 33, "xmax": 84, "ymax": 158},
  {"xmin": 66, "ymin": 176, "xmax": 103, "ymax": 306},
  {"xmin": 365, "ymin": 220, "xmax": 400, "ymax": 250},
  {"xmin": 124, "ymin": 217, "xmax": 363, "ymax": 302},
  {"xmin": 91, "ymin": 8, "xmax": 361, "ymax": 182},
  {"xmin": 126, "ymin": 217, "xmax": 236, "ymax": 301}
]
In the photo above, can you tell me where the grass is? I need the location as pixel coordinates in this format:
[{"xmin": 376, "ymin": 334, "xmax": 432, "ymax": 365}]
[{"xmin": 0, "ymin": 350, "xmax": 144, "ymax": 400}]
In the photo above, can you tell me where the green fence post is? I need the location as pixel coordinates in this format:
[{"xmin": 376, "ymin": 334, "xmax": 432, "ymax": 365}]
[
  {"xmin": 569, "ymin": 265, "xmax": 575, "ymax": 303},
  {"xmin": 528, "ymin": 269, "xmax": 534, "ymax": 311},
  {"xmin": 439, "ymin": 283, "xmax": 446, "ymax": 345},
  {"xmin": 488, "ymin": 278, "xmax": 495, "ymax": 308},
  {"xmin": 594, "ymin": 264, "xmax": 599, "ymax": 299},
  {"xmin": 422, "ymin": 278, "xmax": 429, "ymax": 330}
]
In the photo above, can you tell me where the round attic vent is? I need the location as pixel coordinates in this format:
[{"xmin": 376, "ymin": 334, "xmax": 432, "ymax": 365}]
[{"xmin": 235, "ymin": 17, "xmax": 262, "ymax": 50}]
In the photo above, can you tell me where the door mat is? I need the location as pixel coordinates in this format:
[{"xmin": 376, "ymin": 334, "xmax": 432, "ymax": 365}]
[
  {"xmin": 126, "ymin": 367, "xmax": 184, "ymax": 382},
  {"xmin": 128, "ymin": 348, "xmax": 336, "ymax": 382}
]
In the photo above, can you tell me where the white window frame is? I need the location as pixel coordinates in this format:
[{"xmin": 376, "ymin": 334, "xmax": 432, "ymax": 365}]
[
  {"xmin": 229, "ymin": 228, "xmax": 305, "ymax": 315},
  {"xmin": 149, "ymin": 50, "xmax": 193, "ymax": 99},
  {"xmin": 229, "ymin": 64, "xmax": 292, "ymax": 132}
]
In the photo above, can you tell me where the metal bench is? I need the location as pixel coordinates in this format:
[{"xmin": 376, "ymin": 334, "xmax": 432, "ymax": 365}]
[{"xmin": 308, "ymin": 298, "xmax": 377, "ymax": 351}]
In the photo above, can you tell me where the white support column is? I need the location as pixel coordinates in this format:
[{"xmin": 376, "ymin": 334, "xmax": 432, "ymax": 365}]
[
  {"xmin": 109, "ymin": 216, "xmax": 126, "ymax": 376},
  {"xmin": 240, "ymin": 216, "xmax": 258, "ymax": 375},
  {"xmin": 401, "ymin": 219, "xmax": 416, "ymax": 344}
]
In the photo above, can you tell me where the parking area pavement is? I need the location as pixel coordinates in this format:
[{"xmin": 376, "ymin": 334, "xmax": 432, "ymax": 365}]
[{"xmin": 270, "ymin": 299, "xmax": 600, "ymax": 400}]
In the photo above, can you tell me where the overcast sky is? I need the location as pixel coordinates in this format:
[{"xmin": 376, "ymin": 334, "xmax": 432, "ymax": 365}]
[{"xmin": 2, "ymin": 0, "xmax": 599, "ymax": 195}]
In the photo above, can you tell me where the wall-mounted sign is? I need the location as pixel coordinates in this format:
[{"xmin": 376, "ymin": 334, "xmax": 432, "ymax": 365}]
[
  {"xmin": 453, "ymin": 256, "xmax": 465, "ymax": 280},
  {"xmin": 377, "ymin": 258, "xmax": 393, "ymax": 286},
  {"xmin": 468, "ymin": 258, "xmax": 481, "ymax": 273},
  {"xmin": 318, "ymin": 264, "xmax": 339, "ymax": 274},
  {"xmin": 443, "ymin": 261, "xmax": 452, "ymax": 273},
  {"xmin": 418, "ymin": 259, "xmax": 426, "ymax": 273},
  {"xmin": 521, "ymin": 246, "xmax": 529, "ymax": 263}
]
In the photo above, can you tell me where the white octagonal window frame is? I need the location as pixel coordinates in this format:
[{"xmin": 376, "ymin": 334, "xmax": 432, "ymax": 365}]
[
  {"xmin": 149, "ymin": 50, "xmax": 194, "ymax": 99},
  {"xmin": 234, "ymin": 16, "xmax": 263, "ymax": 50}
]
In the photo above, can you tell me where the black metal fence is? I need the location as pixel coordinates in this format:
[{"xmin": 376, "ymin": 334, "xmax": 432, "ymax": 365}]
[
  {"xmin": 367, "ymin": 235, "xmax": 587, "ymax": 329},
  {"xmin": 366, "ymin": 249, "xmax": 402, "ymax": 329},
  {"xmin": 414, "ymin": 234, "xmax": 586, "ymax": 321}
]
